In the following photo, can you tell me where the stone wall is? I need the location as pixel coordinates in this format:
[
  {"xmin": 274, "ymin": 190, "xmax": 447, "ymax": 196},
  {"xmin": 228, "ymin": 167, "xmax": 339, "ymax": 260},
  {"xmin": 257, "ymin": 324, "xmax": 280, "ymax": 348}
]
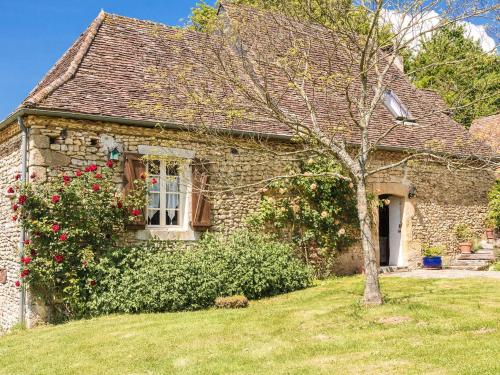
[
  {"xmin": 1, "ymin": 114, "xmax": 496, "ymax": 330},
  {"xmin": 24, "ymin": 115, "xmax": 294, "ymax": 235},
  {"xmin": 367, "ymin": 151, "xmax": 495, "ymax": 269},
  {"xmin": 0, "ymin": 126, "xmax": 21, "ymax": 331}
]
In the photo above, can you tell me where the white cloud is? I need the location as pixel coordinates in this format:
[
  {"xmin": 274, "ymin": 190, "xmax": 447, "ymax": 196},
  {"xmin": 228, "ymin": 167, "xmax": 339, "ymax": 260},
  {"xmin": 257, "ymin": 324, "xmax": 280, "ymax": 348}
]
[{"xmin": 381, "ymin": 9, "xmax": 496, "ymax": 53}]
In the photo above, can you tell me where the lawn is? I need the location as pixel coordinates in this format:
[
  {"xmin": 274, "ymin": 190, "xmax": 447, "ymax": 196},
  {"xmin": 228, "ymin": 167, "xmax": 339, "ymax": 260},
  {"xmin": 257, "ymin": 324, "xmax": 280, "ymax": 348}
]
[{"xmin": 1, "ymin": 276, "xmax": 499, "ymax": 375}]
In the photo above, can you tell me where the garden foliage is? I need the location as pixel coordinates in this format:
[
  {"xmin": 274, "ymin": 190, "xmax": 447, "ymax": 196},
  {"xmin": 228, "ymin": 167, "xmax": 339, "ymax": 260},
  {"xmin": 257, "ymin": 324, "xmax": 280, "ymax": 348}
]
[
  {"xmin": 487, "ymin": 180, "xmax": 500, "ymax": 229},
  {"xmin": 89, "ymin": 230, "xmax": 313, "ymax": 314},
  {"xmin": 249, "ymin": 156, "xmax": 358, "ymax": 277},
  {"xmin": 7, "ymin": 166, "xmax": 312, "ymax": 321}
]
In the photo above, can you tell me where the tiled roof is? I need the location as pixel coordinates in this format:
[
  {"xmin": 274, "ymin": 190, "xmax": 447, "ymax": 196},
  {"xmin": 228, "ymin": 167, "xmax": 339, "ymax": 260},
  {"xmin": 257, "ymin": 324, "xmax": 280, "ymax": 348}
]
[
  {"xmin": 470, "ymin": 113, "xmax": 500, "ymax": 153},
  {"xmin": 18, "ymin": 4, "xmax": 493, "ymax": 156}
]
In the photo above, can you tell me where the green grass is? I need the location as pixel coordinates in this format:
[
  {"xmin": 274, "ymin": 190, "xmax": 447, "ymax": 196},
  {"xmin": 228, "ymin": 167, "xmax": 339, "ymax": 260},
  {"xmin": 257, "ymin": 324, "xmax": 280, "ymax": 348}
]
[{"xmin": 1, "ymin": 276, "xmax": 499, "ymax": 375}]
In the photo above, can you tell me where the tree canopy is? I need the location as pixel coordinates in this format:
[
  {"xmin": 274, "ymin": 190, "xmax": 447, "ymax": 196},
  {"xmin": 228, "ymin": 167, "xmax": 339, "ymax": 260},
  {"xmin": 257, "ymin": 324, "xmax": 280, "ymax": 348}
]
[{"xmin": 405, "ymin": 25, "xmax": 499, "ymax": 128}]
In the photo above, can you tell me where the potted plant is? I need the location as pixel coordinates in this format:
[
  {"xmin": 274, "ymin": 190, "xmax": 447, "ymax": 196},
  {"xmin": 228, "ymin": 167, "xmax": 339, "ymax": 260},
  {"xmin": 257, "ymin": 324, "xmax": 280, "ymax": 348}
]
[
  {"xmin": 484, "ymin": 218, "xmax": 495, "ymax": 240},
  {"xmin": 422, "ymin": 244, "xmax": 444, "ymax": 269},
  {"xmin": 454, "ymin": 223, "xmax": 473, "ymax": 254}
]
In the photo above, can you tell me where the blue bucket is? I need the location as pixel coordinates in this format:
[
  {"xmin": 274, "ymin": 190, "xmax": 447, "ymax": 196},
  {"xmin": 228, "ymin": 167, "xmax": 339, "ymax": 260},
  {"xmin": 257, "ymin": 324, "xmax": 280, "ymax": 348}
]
[{"xmin": 422, "ymin": 256, "xmax": 442, "ymax": 269}]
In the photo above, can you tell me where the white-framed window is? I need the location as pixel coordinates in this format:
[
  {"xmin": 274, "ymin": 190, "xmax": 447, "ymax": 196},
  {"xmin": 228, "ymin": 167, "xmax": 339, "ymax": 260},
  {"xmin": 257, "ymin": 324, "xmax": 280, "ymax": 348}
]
[
  {"xmin": 146, "ymin": 159, "xmax": 188, "ymax": 229},
  {"xmin": 383, "ymin": 89, "xmax": 414, "ymax": 122}
]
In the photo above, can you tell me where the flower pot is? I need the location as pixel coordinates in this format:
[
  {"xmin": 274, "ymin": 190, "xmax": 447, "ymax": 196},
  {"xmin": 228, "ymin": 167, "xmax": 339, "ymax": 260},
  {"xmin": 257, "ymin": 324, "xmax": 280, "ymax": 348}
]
[
  {"xmin": 458, "ymin": 242, "xmax": 472, "ymax": 254},
  {"xmin": 485, "ymin": 228, "xmax": 495, "ymax": 240},
  {"xmin": 422, "ymin": 256, "xmax": 442, "ymax": 269}
]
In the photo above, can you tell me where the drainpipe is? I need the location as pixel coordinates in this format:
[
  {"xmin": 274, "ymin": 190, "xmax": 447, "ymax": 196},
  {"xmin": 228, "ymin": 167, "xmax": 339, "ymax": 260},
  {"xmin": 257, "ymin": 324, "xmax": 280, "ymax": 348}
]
[{"xmin": 17, "ymin": 115, "xmax": 28, "ymax": 326}]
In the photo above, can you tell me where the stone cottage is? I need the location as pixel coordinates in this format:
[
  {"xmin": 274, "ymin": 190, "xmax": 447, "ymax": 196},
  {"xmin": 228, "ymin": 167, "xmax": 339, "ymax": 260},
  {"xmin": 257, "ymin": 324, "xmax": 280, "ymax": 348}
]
[{"xmin": 0, "ymin": 4, "xmax": 496, "ymax": 330}]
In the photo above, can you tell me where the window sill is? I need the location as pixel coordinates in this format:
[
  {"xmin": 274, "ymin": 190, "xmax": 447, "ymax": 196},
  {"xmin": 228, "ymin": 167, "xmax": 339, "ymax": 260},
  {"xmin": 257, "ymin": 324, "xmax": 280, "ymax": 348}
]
[{"xmin": 135, "ymin": 228, "xmax": 199, "ymax": 241}]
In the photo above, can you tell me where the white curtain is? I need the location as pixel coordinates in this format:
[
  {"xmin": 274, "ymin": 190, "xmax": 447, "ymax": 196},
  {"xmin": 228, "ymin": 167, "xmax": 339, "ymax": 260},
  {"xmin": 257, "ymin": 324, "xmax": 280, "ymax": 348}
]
[{"xmin": 166, "ymin": 178, "xmax": 179, "ymax": 221}]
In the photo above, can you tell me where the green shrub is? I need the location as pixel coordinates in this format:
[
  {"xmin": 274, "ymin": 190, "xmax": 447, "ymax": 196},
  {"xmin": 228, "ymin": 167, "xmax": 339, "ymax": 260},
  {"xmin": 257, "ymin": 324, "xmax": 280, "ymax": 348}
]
[
  {"xmin": 215, "ymin": 295, "xmax": 249, "ymax": 309},
  {"xmin": 454, "ymin": 223, "xmax": 473, "ymax": 242},
  {"xmin": 487, "ymin": 180, "xmax": 500, "ymax": 229},
  {"xmin": 422, "ymin": 244, "xmax": 445, "ymax": 257},
  {"xmin": 489, "ymin": 262, "xmax": 500, "ymax": 271},
  {"xmin": 88, "ymin": 230, "xmax": 313, "ymax": 315}
]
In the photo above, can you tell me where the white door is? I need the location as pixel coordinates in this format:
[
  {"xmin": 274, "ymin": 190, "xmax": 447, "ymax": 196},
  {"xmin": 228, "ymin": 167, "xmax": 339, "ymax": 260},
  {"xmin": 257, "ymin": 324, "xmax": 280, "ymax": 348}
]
[{"xmin": 388, "ymin": 196, "xmax": 403, "ymax": 266}]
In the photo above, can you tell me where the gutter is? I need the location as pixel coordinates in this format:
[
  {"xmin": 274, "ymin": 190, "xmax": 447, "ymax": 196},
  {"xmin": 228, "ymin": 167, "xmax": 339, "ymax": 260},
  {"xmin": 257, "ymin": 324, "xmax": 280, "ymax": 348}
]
[
  {"xmin": 17, "ymin": 115, "xmax": 28, "ymax": 326},
  {"xmin": 0, "ymin": 108, "xmax": 294, "ymax": 141}
]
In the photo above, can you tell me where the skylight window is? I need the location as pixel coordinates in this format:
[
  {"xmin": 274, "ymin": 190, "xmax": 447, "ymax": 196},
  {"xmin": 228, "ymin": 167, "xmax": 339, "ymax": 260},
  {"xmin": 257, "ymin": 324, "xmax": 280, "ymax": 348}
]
[{"xmin": 383, "ymin": 90, "xmax": 415, "ymax": 122}]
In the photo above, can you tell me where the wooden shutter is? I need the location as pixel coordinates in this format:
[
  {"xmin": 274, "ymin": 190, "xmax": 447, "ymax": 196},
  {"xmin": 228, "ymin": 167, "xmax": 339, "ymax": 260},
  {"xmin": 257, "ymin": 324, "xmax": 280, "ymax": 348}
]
[
  {"xmin": 191, "ymin": 158, "xmax": 212, "ymax": 230},
  {"xmin": 123, "ymin": 153, "xmax": 146, "ymax": 229}
]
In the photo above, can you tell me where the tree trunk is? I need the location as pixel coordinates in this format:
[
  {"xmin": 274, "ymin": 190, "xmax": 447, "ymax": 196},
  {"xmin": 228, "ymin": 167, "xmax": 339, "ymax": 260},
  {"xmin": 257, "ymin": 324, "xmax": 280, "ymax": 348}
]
[{"xmin": 356, "ymin": 179, "xmax": 383, "ymax": 305}]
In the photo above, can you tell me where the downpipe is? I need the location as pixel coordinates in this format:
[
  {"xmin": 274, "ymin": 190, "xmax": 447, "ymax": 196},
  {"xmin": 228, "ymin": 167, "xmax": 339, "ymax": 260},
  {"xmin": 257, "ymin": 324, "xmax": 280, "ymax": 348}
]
[{"xmin": 17, "ymin": 116, "xmax": 28, "ymax": 326}]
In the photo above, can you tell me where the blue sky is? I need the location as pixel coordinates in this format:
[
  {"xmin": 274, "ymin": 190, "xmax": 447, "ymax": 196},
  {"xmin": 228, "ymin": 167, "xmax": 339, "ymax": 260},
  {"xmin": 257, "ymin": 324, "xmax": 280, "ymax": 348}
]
[{"xmin": 0, "ymin": 0, "xmax": 216, "ymax": 119}]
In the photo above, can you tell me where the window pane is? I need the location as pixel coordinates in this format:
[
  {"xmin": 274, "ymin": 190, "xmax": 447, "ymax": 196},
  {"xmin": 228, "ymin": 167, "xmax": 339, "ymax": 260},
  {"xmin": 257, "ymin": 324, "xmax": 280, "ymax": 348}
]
[
  {"xmin": 150, "ymin": 180, "xmax": 160, "ymax": 192},
  {"xmin": 148, "ymin": 160, "xmax": 160, "ymax": 175},
  {"xmin": 166, "ymin": 164, "xmax": 179, "ymax": 176},
  {"xmin": 166, "ymin": 210, "xmax": 179, "ymax": 225},
  {"xmin": 148, "ymin": 209, "xmax": 160, "ymax": 226},
  {"xmin": 166, "ymin": 193, "xmax": 180, "ymax": 209},
  {"xmin": 383, "ymin": 90, "xmax": 410, "ymax": 119},
  {"xmin": 166, "ymin": 177, "xmax": 179, "ymax": 192},
  {"xmin": 148, "ymin": 193, "xmax": 160, "ymax": 208}
]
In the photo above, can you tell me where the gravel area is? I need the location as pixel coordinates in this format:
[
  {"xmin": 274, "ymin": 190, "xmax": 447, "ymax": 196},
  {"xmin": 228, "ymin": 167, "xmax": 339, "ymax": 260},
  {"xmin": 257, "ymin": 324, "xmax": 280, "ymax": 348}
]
[{"xmin": 384, "ymin": 269, "xmax": 500, "ymax": 279}]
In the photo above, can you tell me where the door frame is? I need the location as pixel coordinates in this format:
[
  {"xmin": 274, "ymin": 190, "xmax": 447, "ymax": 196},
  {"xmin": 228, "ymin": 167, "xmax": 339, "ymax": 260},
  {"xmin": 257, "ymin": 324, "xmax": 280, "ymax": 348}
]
[{"xmin": 371, "ymin": 182, "xmax": 415, "ymax": 268}]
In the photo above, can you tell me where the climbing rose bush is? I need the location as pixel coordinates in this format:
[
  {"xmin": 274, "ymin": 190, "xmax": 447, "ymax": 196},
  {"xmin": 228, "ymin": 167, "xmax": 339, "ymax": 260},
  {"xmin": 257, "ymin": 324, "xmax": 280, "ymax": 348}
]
[
  {"xmin": 6, "ymin": 162, "xmax": 148, "ymax": 321},
  {"xmin": 248, "ymin": 156, "xmax": 358, "ymax": 277}
]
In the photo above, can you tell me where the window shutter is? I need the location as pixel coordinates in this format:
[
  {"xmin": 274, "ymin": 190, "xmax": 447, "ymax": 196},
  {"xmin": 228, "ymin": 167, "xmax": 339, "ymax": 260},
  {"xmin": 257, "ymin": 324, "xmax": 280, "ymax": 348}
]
[
  {"xmin": 191, "ymin": 158, "xmax": 212, "ymax": 230},
  {"xmin": 123, "ymin": 153, "xmax": 146, "ymax": 229}
]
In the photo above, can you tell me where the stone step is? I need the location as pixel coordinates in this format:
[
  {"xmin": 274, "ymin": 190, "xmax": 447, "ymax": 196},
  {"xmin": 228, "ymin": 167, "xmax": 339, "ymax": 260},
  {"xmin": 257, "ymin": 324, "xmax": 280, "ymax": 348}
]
[
  {"xmin": 457, "ymin": 253, "xmax": 495, "ymax": 260},
  {"xmin": 379, "ymin": 266, "xmax": 409, "ymax": 274},
  {"xmin": 479, "ymin": 241, "xmax": 495, "ymax": 250},
  {"xmin": 450, "ymin": 259, "xmax": 491, "ymax": 266},
  {"xmin": 445, "ymin": 265, "xmax": 490, "ymax": 271}
]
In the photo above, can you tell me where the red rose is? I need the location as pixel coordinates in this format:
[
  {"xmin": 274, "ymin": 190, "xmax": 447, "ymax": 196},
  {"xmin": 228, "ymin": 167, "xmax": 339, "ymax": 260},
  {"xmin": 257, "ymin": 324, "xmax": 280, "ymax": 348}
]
[
  {"xmin": 12, "ymin": 204, "xmax": 19, "ymax": 212},
  {"xmin": 140, "ymin": 172, "xmax": 146, "ymax": 180},
  {"xmin": 151, "ymin": 178, "xmax": 158, "ymax": 185},
  {"xmin": 21, "ymin": 256, "xmax": 31, "ymax": 265},
  {"xmin": 106, "ymin": 160, "xmax": 114, "ymax": 168},
  {"xmin": 51, "ymin": 195, "xmax": 61, "ymax": 203},
  {"xmin": 60, "ymin": 233, "xmax": 68, "ymax": 241},
  {"xmin": 131, "ymin": 209, "xmax": 141, "ymax": 216},
  {"xmin": 15, "ymin": 280, "xmax": 21, "ymax": 287},
  {"xmin": 75, "ymin": 170, "xmax": 82, "ymax": 177},
  {"xmin": 30, "ymin": 249, "xmax": 37, "ymax": 257},
  {"xmin": 12, "ymin": 216, "xmax": 18, "ymax": 222},
  {"xmin": 63, "ymin": 175, "xmax": 71, "ymax": 182},
  {"xmin": 117, "ymin": 201, "xmax": 123, "ymax": 209},
  {"xmin": 52, "ymin": 224, "xmax": 60, "ymax": 232},
  {"xmin": 23, "ymin": 239, "xmax": 31, "ymax": 245},
  {"xmin": 30, "ymin": 172, "xmax": 37, "ymax": 179},
  {"xmin": 7, "ymin": 187, "xmax": 15, "ymax": 194},
  {"xmin": 54, "ymin": 254, "xmax": 64, "ymax": 263},
  {"xmin": 21, "ymin": 269, "xmax": 29, "ymax": 277},
  {"xmin": 95, "ymin": 173, "xmax": 103, "ymax": 179},
  {"xmin": 88, "ymin": 164, "xmax": 97, "ymax": 172},
  {"xmin": 90, "ymin": 280, "xmax": 97, "ymax": 286},
  {"xmin": 18, "ymin": 195, "xmax": 27, "ymax": 205},
  {"xmin": 15, "ymin": 173, "xmax": 21, "ymax": 181},
  {"xmin": 92, "ymin": 184, "xmax": 101, "ymax": 192}
]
